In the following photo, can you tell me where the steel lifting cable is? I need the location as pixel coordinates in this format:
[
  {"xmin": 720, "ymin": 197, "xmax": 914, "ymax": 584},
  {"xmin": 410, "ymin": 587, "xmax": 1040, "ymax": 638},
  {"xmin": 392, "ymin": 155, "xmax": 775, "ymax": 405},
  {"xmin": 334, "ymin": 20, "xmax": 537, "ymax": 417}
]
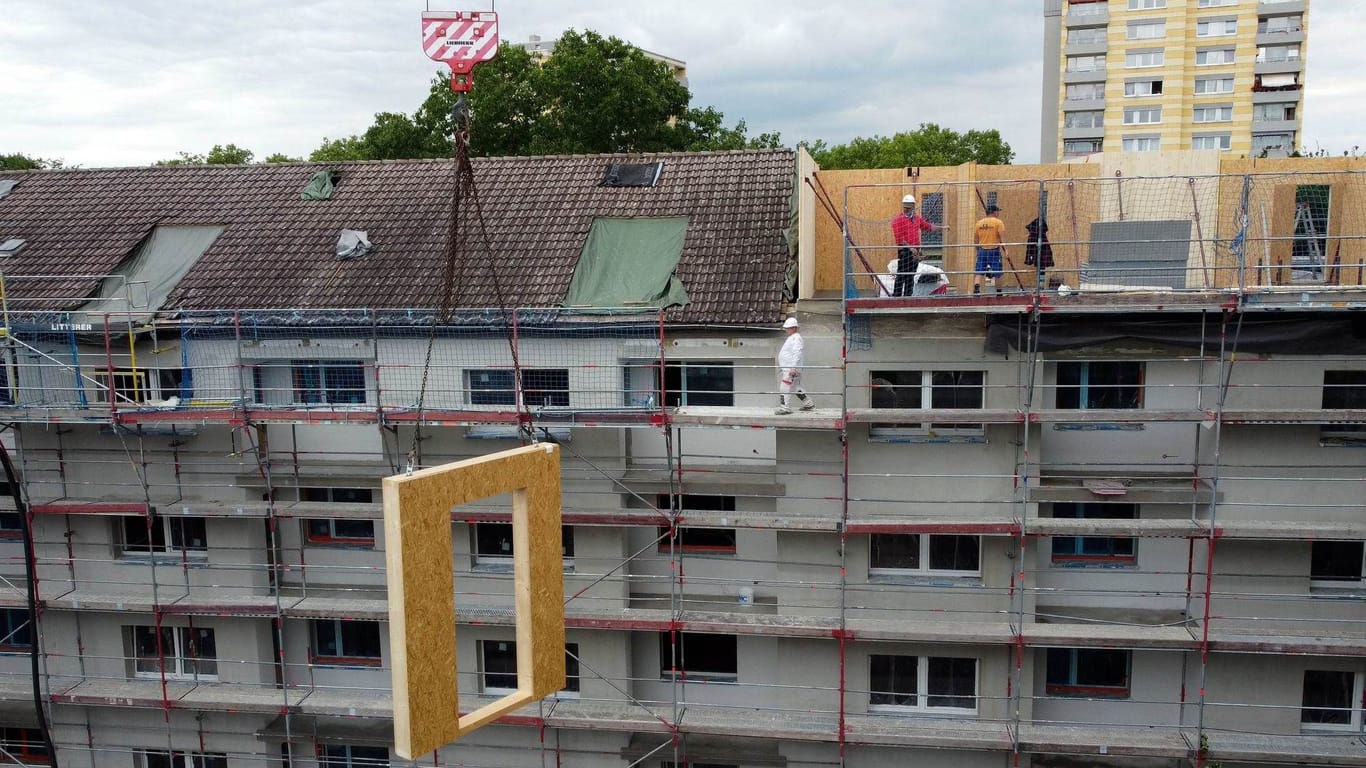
[{"xmin": 409, "ymin": 95, "xmax": 535, "ymax": 468}]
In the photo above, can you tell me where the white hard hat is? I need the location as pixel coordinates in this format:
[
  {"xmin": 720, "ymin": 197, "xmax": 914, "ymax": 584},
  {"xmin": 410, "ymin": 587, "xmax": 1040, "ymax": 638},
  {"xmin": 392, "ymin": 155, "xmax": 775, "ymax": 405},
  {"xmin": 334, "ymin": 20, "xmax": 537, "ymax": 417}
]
[
  {"xmin": 887, "ymin": 259, "xmax": 898, "ymax": 272},
  {"xmin": 783, "ymin": 317, "xmax": 799, "ymax": 329},
  {"xmin": 902, "ymin": 194, "xmax": 916, "ymax": 205}
]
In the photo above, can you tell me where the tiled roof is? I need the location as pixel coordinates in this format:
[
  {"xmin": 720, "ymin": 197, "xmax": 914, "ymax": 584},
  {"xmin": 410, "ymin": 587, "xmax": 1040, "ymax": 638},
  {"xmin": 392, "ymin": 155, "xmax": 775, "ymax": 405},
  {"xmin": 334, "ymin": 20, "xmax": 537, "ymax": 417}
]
[{"xmin": 0, "ymin": 150, "xmax": 795, "ymax": 324}]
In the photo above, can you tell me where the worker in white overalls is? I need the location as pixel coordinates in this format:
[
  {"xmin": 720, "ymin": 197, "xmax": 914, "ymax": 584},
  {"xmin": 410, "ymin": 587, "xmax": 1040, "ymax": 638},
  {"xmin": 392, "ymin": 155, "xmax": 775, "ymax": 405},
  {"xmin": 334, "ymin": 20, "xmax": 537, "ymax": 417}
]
[{"xmin": 775, "ymin": 317, "xmax": 814, "ymax": 415}]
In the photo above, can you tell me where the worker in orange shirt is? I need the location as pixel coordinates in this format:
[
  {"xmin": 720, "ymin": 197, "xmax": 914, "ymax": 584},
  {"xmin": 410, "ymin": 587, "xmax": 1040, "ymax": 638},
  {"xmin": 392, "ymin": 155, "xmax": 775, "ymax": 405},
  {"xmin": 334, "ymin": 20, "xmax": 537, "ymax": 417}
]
[{"xmin": 973, "ymin": 204, "xmax": 1007, "ymax": 295}]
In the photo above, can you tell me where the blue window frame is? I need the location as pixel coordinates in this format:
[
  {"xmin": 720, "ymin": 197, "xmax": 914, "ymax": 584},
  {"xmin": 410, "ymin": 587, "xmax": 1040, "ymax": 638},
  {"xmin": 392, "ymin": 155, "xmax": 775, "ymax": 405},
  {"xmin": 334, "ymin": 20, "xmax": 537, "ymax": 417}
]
[
  {"xmin": 0, "ymin": 608, "xmax": 32, "ymax": 651},
  {"xmin": 1051, "ymin": 503, "xmax": 1137, "ymax": 564},
  {"xmin": 1057, "ymin": 362, "xmax": 1144, "ymax": 409},
  {"xmin": 1046, "ymin": 648, "xmax": 1131, "ymax": 697}
]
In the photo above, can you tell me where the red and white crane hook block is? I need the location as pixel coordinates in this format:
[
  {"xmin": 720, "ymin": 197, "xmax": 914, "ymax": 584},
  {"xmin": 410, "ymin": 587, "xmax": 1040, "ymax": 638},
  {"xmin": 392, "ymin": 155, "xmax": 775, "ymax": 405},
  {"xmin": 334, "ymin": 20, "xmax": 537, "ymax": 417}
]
[{"xmin": 421, "ymin": 10, "xmax": 500, "ymax": 92}]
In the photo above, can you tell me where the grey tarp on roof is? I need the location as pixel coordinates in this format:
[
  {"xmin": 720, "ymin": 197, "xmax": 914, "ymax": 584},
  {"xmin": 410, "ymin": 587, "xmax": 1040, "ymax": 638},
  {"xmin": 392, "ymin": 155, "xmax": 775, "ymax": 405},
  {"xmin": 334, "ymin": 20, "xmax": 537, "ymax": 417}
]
[
  {"xmin": 78, "ymin": 225, "xmax": 224, "ymax": 322},
  {"xmin": 562, "ymin": 216, "xmax": 690, "ymax": 310},
  {"xmin": 301, "ymin": 169, "xmax": 336, "ymax": 200},
  {"xmin": 0, "ymin": 179, "xmax": 17, "ymax": 201}
]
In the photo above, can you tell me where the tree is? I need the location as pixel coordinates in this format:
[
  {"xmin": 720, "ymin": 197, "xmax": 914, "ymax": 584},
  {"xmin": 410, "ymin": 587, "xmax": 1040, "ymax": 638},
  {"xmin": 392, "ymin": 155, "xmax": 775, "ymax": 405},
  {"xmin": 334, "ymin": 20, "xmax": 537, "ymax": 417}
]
[
  {"xmin": 309, "ymin": 136, "xmax": 369, "ymax": 162},
  {"xmin": 155, "ymin": 143, "xmax": 255, "ymax": 166},
  {"xmin": 263, "ymin": 153, "xmax": 302, "ymax": 163},
  {"xmin": 802, "ymin": 124, "xmax": 1014, "ymax": 169}
]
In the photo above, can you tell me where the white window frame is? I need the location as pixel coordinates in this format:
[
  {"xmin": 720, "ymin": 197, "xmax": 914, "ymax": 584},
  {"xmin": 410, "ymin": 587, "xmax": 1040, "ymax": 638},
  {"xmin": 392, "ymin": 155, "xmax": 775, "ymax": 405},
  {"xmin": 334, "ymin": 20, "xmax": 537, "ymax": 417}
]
[
  {"xmin": 1127, "ymin": 21, "xmax": 1166, "ymax": 40},
  {"xmin": 1193, "ymin": 105, "xmax": 1233, "ymax": 123},
  {"xmin": 1123, "ymin": 107, "xmax": 1162, "ymax": 125},
  {"xmin": 1065, "ymin": 82, "xmax": 1106, "ymax": 102},
  {"xmin": 1197, "ymin": 19, "xmax": 1238, "ymax": 37},
  {"xmin": 1301, "ymin": 670, "xmax": 1366, "ymax": 732},
  {"xmin": 1127, "ymin": 0, "xmax": 1166, "ymax": 9},
  {"xmin": 1259, "ymin": 15, "xmax": 1302, "ymax": 34},
  {"xmin": 1124, "ymin": 79, "xmax": 1163, "ymax": 97},
  {"xmin": 140, "ymin": 751, "xmax": 228, "ymax": 768},
  {"xmin": 1253, "ymin": 102, "xmax": 1297, "ymax": 122},
  {"xmin": 472, "ymin": 522, "xmax": 576, "ymax": 570},
  {"xmin": 1122, "ymin": 136, "xmax": 1161, "ymax": 153},
  {"xmin": 1064, "ymin": 111, "xmax": 1105, "ymax": 129},
  {"xmin": 1195, "ymin": 76, "xmax": 1235, "ymax": 95},
  {"xmin": 1067, "ymin": 28, "xmax": 1107, "ymax": 45},
  {"xmin": 1064, "ymin": 140, "xmax": 1104, "ymax": 156},
  {"xmin": 1125, "ymin": 50, "xmax": 1165, "ymax": 69},
  {"xmin": 132, "ymin": 625, "xmax": 217, "ymax": 681},
  {"xmin": 1198, "ymin": 0, "xmax": 1237, "ymax": 6},
  {"xmin": 869, "ymin": 533, "xmax": 983, "ymax": 578},
  {"xmin": 1193, "ymin": 134, "xmax": 1233, "ymax": 151},
  {"xmin": 1067, "ymin": 55, "xmax": 1106, "ymax": 73},
  {"xmin": 1196, "ymin": 48, "xmax": 1237, "ymax": 66},
  {"xmin": 1257, "ymin": 44, "xmax": 1301, "ymax": 63},
  {"xmin": 868, "ymin": 654, "xmax": 979, "ymax": 715},
  {"xmin": 120, "ymin": 515, "xmax": 208, "ymax": 559},
  {"xmin": 869, "ymin": 370, "xmax": 986, "ymax": 439},
  {"xmin": 1309, "ymin": 540, "xmax": 1365, "ymax": 592},
  {"xmin": 478, "ymin": 639, "xmax": 580, "ymax": 698}
]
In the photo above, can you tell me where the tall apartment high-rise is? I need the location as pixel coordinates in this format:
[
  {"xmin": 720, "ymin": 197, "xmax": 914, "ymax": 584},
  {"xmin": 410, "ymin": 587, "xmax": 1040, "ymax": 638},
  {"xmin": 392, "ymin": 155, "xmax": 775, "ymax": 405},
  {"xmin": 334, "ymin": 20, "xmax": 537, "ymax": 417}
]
[{"xmin": 1041, "ymin": 0, "xmax": 1309, "ymax": 162}]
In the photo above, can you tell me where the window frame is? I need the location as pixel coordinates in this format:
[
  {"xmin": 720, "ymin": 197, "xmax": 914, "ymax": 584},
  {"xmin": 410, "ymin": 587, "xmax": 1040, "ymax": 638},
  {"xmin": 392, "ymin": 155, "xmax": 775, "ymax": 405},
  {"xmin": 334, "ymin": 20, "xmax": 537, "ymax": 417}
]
[
  {"xmin": 1121, "ymin": 136, "xmax": 1161, "ymax": 153},
  {"xmin": 0, "ymin": 608, "xmax": 32, "ymax": 653},
  {"xmin": 1127, "ymin": 0, "xmax": 1166, "ymax": 9},
  {"xmin": 478, "ymin": 639, "xmax": 581, "ymax": 697},
  {"xmin": 1309, "ymin": 540, "xmax": 1365, "ymax": 589},
  {"xmin": 1124, "ymin": 79, "xmax": 1164, "ymax": 97},
  {"xmin": 1194, "ymin": 76, "xmax": 1235, "ymax": 95},
  {"xmin": 301, "ymin": 487, "xmax": 376, "ymax": 547},
  {"xmin": 317, "ymin": 745, "xmax": 390, "ymax": 768},
  {"xmin": 1301, "ymin": 669, "xmax": 1365, "ymax": 731},
  {"xmin": 291, "ymin": 359, "xmax": 368, "ymax": 406},
  {"xmin": 0, "ymin": 511, "xmax": 20, "ymax": 539},
  {"xmin": 472, "ymin": 522, "xmax": 576, "ymax": 567},
  {"xmin": 1126, "ymin": 21, "xmax": 1166, "ymax": 40},
  {"xmin": 139, "ymin": 751, "xmax": 227, "ymax": 768},
  {"xmin": 1123, "ymin": 106, "xmax": 1162, "ymax": 126},
  {"xmin": 1192, "ymin": 134, "xmax": 1233, "ymax": 151},
  {"xmin": 1063, "ymin": 139, "xmax": 1104, "ymax": 157},
  {"xmin": 1050, "ymin": 503, "xmax": 1138, "ymax": 566},
  {"xmin": 0, "ymin": 727, "xmax": 50, "ymax": 765},
  {"xmin": 311, "ymin": 619, "xmax": 383, "ymax": 667},
  {"xmin": 131, "ymin": 625, "xmax": 218, "ymax": 681},
  {"xmin": 1192, "ymin": 105, "xmax": 1234, "ymax": 123},
  {"xmin": 1320, "ymin": 370, "xmax": 1365, "ymax": 442},
  {"xmin": 466, "ymin": 367, "xmax": 571, "ymax": 408},
  {"xmin": 1124, "ymin": 49, "xmax": 1165, "ymax": 69},
  {"xmin": 1045, "ymin": 648, "xmax": 1132, "ymax": 698},
  {"xmin": 869, "ymin": 654, "xmax": 979, "ymax": 714},
  {"xmin": 659, "ymin": 632, "xmax": 738, "ymax": 682},
  {"xmin": 1064, "ymin": 82, "xmax": 1106, "ymax": 102},
  {"xmin": 1196, "ymin": 47, "xmax": 1237, "ymax": 66},
  {"xmin": 120, "ymin": 515, "xmax": 208, "ymax": 558},
  {"xmin": 869, "ymin": 370, "xmax": 986, "ymax": 439},
  {"xmin": 1196, "ymin": 18, "xmax": 1238, "ymax": 37},
  {"xmin": 869, "ymin": 533, "xmax": 982, "ymax": 577},
  {"xmin": 1056, "ymin": 361, "xmax": 1145, "ymax": 410},
  {"xmin": 1066, "ymin": 54, "xmax": 1106, "ymax": 74}
]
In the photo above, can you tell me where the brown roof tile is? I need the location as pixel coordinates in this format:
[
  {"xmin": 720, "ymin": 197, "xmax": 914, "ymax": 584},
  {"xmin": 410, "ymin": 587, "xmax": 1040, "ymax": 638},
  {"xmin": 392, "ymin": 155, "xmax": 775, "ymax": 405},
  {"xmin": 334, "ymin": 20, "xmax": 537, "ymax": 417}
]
[{"xmin": 0, "ymin": 150, "xmax": 795, "ymax": 324}]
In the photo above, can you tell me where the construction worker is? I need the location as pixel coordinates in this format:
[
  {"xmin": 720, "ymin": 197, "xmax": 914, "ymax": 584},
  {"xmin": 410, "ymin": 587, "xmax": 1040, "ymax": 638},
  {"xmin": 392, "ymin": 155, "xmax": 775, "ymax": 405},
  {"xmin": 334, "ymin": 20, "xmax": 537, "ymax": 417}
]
[
  {"xmin": 973, "ymin": 203, "xmax": 1007, "ymax": 295},
  {"xmin": 891, "ymin": 194, "xmax": 948, "ymax": 297},
  {"xmin": 775, "ymin": 317, "xmax": 814, "ymax": 415}
]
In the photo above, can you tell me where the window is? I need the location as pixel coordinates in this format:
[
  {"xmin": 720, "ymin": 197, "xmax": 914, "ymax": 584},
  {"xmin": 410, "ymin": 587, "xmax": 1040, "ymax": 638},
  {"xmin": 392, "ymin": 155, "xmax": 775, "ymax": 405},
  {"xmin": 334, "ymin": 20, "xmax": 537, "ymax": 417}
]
[
  {"xmin": 1065, "ymin": 82, "xmax": 1106, "ymax": 102},
  {"xmin": 1193, "ymin": 134, "xmax": 1233, "ymax": 151},
  {"xmin": 1198, "ymin": 0, "xmax": 1237, "ymax": 6},
  {"xmin": 1321, "ymin": 371, "xmax": 1366, "ymax": 441},
  {"xmin": 1124, "ymin": 50, "xmax": 1164, "ymax": 68},
  {"xmin": 0, "ymin": 609, "xmax": 32, "ymax": 652},
  {"xmin": 1259, "ymin": 15, "xmax": 1302, "ymax": 34},
  {"xmin": 870, "ymin": 534, "xmax": 981, "ymax": 575},
  {"xmin": 302, "ymin": 487, "xmax": 375, "ymax": 547},
  {"xmin": 1123, "ymin": 107, "xmax": 1162, "ymax": 125},
  {"xmin": 292, "ymin": 360, "xmax": 366, "ymax": 405},
  {"xmin": 1067, "ymin": 28, "xmax": 1107, "ymax": 45},
  {"xmin": 869, "ymin": 655, "xmax": 977, "ymax": 713},
  {"xmin": 140, "ymin": 752, "xmax": 226, "ymax": 768},
  {"xmin": 1064, "ymin": 111, "xmax": 1104, "ymax": 129},
  {"xmin": 131, "ymin": 625, "xmax": 217, "ymax": 681},
  {"xmin": 660, "ymin": 632, "xmax": 737, "ymax": 681},
  {"xmin": 0, "ymin": 511, "xmax": 20, "ymax": 539},
  {"xmin": 1193, "ymin": 105, "xmax": 1233, "ymax": 123},
  {"xmin": 1066, "ymin": 55, "xmax": 1105, "ymax": 73},
  {"xmin": 642, "ymin": 362, "xmax": 734, "ymax": 407},
  {"xmin": 656, "ymin": 496, "xmax": 738, "ymax": 553},
  {"xmin": 1197, "ymin": 19, "xmax": 1238, "ymax": 37},
  {"xmin": 1127, "ymin": 0, "xmax": 1165, "ymax": 8},
  {"xmin": 1257, "ymin": 44, "xmax": 1300, "ymax": 63},
  {"xmin": 479, "ymin": 640, "xmax": 580, "ymax": 695},
  {"xmin": 1124, "ymin": 79, "xmax": 1163, "ymax": 97},
  {"xmin": 121, "ymin": 515, "xmax": 207, "ymax": 556},
  {"xmin": 1252, "ymin": 132, "xmax": 1294, "ymax": 154},
  {"xmin": 0, "ymin": 728, "xmax": 50, "ymax": 764},
  {"xmin": 920, "ymin": 192, "xmax": 947, "ymax": 257},
  {"xmin": 1045, "ymin": 648, "xmax": 1130, "ymax": 697},
  {"xmin": 90, "ymin": 368, "xmax": 150, "ymax": 405},
  {"xmin": 1256, "ymin": 72, "xmax": 1300, "ymax": 90},
  {"xmin": 473, "ymin": 523, "xmax": 575, "ymax": 565},
  {"xmin": 466, "ymin": 368, "xmax": 570, "ymax": 408},
  {"xmin": 1253, "ymin": 102, "xmax": 1297, "ymax": 122},
  {"xmin": 1195, "ymin": 76, "xmax": 1235, "ymax": 95},
  {"xmin": 1121, "ymin": 136, "xmax": 1160, "ymax": 152},
  {"xmin": 1127, "ymin": 21, "xmax": 1165, "ymax": 40},
  {"xmin": 1310, "ymin": 541, "xmax": 1365, "ymax": 586},
  {"xmin": 1051, "ymin": 504, "xmax": 1137, "ymax": 565},
  {"xmin": 602, "ymin": 161, "xmax": 663, "ymax": 188},
  {"xmin": 1302, "ymin": 670, "xmax": 1364, "ymax": 730},
  {"xmin": 1292, "ymin": 185, "xmax": 1330, "ymax": 278},
  {"xmin": 1064, "ymin": 140, "xmax": 1104, "ymax": 157},
  {"xmin": 312, "ymin": 620, "xmax": 382, "ymax": 666},
  {"xmin": 1196, "ymin": 47, "xmax": 1237, "ymax": 66},
  {"xmin": 1057, "ymin": 362, "xmax": 1144, "ymax": 409},
  {"xmin": 869, "ymin": 370, "xmax": 985, "ymax": 437},
  {"xmin": 318, "ymin": 746, "xmax": 389, "ymax": 768}
]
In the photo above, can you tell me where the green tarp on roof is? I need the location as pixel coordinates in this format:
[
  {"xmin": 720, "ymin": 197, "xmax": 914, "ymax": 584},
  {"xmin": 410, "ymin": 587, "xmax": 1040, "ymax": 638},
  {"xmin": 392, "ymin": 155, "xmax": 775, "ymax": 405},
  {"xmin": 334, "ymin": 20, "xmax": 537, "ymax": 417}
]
[{"xmin": 563, "ymin": 216, "xmax": 689, "ymax": 310}]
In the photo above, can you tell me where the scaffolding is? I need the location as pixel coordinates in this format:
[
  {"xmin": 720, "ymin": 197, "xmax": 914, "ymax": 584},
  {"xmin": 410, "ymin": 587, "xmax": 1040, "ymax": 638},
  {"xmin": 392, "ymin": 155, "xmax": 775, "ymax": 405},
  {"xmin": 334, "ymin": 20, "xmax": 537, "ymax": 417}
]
[{"xmin": 0, "ymin": 170, "xmax": 1364, "ymax": 768}]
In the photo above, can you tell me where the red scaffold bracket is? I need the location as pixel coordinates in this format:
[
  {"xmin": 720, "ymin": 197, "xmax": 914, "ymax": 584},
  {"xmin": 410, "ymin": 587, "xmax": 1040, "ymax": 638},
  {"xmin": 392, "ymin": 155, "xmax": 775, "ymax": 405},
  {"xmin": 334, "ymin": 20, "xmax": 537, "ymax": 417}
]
[{"xmin": 421, "ymin": 10, "xmax": 500, "ymax": 92}]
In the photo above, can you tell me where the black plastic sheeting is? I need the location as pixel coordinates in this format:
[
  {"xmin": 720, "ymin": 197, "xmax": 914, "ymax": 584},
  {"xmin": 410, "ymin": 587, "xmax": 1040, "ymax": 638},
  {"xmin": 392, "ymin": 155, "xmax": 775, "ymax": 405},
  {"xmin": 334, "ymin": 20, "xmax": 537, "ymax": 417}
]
[{"xmin": 986, "ymin": 312, "xmax": 1366, "ymax": 356}]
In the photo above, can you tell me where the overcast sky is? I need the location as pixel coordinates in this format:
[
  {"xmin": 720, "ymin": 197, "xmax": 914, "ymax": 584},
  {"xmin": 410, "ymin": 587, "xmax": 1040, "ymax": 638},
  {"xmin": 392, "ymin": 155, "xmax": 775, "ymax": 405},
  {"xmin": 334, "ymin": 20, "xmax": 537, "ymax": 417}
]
[{"xmin": 3, "ymin": 1, "xmax": 1363, "ymax": 168}]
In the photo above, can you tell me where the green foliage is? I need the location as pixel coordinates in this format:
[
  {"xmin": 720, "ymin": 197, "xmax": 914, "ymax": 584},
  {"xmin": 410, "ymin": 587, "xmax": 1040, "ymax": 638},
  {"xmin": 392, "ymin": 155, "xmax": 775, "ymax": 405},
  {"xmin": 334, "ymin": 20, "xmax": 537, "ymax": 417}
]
[
  {"xmin": 1, "ymin": 153, "xmax": 64, "ymax": 170},
  {"xmin": 263, "ymin": 153, "xmax": 302, "ymax": 164},
  {"xmin": 155, "ymin": 143, "xmax": 255, "ymax": 166},
  {"xmin": 801, "ymin": 123, "xmax": 1014, "ymax": 169},
  {"xmin": 318, "ymin": 30, "xmax": 781, "ymax": 160}
]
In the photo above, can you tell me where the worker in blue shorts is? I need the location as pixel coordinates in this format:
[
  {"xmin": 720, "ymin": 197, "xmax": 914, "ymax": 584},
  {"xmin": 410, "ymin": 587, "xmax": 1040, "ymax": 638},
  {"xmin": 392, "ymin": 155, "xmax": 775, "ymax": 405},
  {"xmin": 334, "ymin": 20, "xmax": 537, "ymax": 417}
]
[{"xmin": 973, "ymin": 204, "xmax": 1007, "ymax": 295}]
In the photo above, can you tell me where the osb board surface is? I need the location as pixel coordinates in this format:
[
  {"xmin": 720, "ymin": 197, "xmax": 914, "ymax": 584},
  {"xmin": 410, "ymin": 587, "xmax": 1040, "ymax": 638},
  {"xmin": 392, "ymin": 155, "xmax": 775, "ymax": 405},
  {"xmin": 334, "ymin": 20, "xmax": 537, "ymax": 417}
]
[{"xmin": 383, "ymin": 443, "xmax": 564, "ymax": 759}]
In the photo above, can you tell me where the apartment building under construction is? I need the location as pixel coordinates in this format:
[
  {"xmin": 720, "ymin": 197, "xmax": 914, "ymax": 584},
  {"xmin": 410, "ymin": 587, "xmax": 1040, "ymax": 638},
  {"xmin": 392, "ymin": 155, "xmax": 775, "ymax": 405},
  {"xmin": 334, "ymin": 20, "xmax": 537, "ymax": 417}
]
[{"xmin": 0, "ymin": 148, "xmax": 1363, "ymax": 768}]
